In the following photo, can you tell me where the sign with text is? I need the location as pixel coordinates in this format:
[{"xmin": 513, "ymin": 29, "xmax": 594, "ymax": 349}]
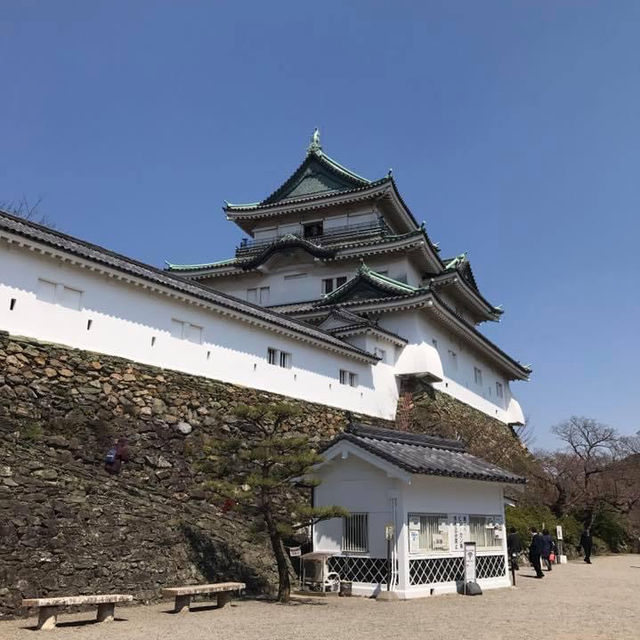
[
  {"xmin": 464, "ymin": 541, "xmax": 477, "ymax": 585},
  {"xmin": 385, "ymin": 523, "xmax": 395, "ymax": 541},
  {"xmin": 556, "ymin": 525, "xmax": 563, "ymax": 541},
  {"xmin": 452, "ymin": 514, "xmax": 469, "ymax": 551},
  {"xmin": 288, "ymin": 546, "xmax": 301, "ymax": 557}
]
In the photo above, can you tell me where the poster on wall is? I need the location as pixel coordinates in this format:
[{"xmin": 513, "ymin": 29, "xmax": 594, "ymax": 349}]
[
  {"xmin": 452, "ymin": 514, "xmax": 469, "ymax": 551},
  {"xmin": 409, "ymin": 529, "xmax": 420, "ymax": 553}
]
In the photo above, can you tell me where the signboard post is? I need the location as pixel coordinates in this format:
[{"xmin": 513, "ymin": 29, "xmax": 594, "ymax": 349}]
[
  {"xmin": 556, "ymin": 525, "xmax": 564, "ymax": 564},
  {"xmin": 463, "ymin": 541, "xmax": 476, "ymax": 594}
]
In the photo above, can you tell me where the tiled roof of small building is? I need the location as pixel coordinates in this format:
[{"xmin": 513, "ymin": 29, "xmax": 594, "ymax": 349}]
[{"xmin": 328, "ymin": 423, "xmax": 526, "ymax": 484}]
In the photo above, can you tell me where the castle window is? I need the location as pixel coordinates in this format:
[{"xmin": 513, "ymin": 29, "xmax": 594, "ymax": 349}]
[
  {"xmin": 267, "ymin": 348, "xmax": 292, "ymax": 368},
  {"xmin": 474, "ymin": 367, "xmax": 483, "ymax": 385},
  {"xmin": 322, "ymin": 276, "xmax": 348, "ymax": 295},
  {"xmin": 36, "ymin": 279, "xmax": 83, "ymax": 310},
  {"xmin": 303, "ymin": 221, "xmax": 323, "ymax": 239},
  {"xmin": 171, "ymin": 319, "xmax": 203, "ymax": 344},
  {"xmin": 496, "ymin": 382, "xmax": 504, "ymax": 399},
  {"xmin": 339, "ymin": 369, "xmax": 358, "ymax": 387},
  {"xmin": 247, "ymin": 287, "xmax": 270, "ymax": 305}
]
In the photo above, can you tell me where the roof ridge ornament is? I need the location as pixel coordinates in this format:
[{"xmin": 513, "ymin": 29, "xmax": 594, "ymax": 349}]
[{"xmin": 307, "ymin": 127, "xmax": 322, "ymax": 154}]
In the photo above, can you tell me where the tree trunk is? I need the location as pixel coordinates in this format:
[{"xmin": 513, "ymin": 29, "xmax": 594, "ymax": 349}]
[{"xmin": 269, "ymin": 531, "xmax": 291, "ymax": 603}]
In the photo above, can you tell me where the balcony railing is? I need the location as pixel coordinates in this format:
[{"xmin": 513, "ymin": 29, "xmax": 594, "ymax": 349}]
[{"xmin": 236, "ymin": 219, "xmax": 392, "ymax": 255}]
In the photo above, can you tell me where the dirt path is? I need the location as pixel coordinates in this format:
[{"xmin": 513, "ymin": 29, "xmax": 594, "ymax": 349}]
[{"xmin": 2, "ymin": 555, "xmax": 639, "ymax": 640}]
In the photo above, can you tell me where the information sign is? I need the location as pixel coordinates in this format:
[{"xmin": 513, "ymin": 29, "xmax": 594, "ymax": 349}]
[
  {"xmin": 464, "ymin": 541, "xmax": 477, "ymax": 585},
  {"xmin": 556, "ymin": 525, "xmax": 563, "ymax": 541}
]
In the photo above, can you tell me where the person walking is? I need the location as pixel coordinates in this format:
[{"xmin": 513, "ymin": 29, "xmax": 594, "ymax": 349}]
[
  {"xmin": 579, "ymin": 527, "xmax": 593, "ymax": 564},
  {"xmin": 507, "ymin": 527, "xmax": 522, "ymax": 571},
  {"xmin": 541, "ymin": 529, "xmax": 556, "ymax": 571},
  {"xmin": 528, "ymin": 526, "xmax": 545, "ymax": 578}
]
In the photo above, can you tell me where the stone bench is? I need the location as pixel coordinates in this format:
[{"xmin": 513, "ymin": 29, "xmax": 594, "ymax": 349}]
[
  {"xmin": 22, "ymin": 594, "xmax": 133, "ymax": 630},
  {"xmin": 161, "ymin": 582, "xmax": 245, "ymax": 613}
]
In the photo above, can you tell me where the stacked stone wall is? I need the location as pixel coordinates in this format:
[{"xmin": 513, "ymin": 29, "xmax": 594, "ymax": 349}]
[{"xmin": 0, "ymin": 332, "xmax": 529, "ymax": 618}]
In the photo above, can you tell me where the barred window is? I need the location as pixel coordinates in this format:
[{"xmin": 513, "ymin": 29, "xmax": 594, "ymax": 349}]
[
  {"xmin": 408, "ymin": 514, "xmax": 449, "ymax": 553},
  {"xmin": 469, "ymin": 515, "xmax": 502, "ymax": 548},
  {"xmin": 342, "ymin": 513, "xmax": 368, "ymax": 553}
]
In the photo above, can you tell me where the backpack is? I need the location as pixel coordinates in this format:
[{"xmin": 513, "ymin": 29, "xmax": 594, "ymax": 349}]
[{"xmin": 104, "ymin": 447, "xmax": 117, "ymax": 465}]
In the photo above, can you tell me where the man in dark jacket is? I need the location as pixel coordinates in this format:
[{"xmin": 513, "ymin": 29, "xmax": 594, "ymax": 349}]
[
  {"xmin": 579, "ymin": 528, "xmax": 593, "ymax": 564},
  {"xmin": 528, "ymin": 526, "xmax": 545, "ymax": 578},
  {"xmin": 507, "ymin": 527, "xmax": 522, "ymax": 570}
]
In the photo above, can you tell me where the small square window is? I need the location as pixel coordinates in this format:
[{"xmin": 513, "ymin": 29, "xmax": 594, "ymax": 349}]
[
  {"xmin": 186, "ymin": 323, "xmax": 203, "ymax": 344},
  {"xmin": 303, "ymin": 222, "xmax": 323, "ymax": 238},
  {"xmin": 267, "ymin": 348, "xmax": 278, "ymax": 365},
  {"xmin": 374, "ymin": 347, "xmax": 386, "ymax": 363},
  {"xmin": 336, "ymin": 276, "xmax": 347, "ymax": 288},
  {"xmin": 171, "ymin": 319, "xmax": 185, "ymax": 339}
]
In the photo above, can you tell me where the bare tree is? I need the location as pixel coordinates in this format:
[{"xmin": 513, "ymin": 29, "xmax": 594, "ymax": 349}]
[
  {"xmin": 548, "ymin": 417, "xmax": 640, "ymax": 527},
  {"xmin": 0, "ymin": 196, "xmax": 55, "ymax": 228}
]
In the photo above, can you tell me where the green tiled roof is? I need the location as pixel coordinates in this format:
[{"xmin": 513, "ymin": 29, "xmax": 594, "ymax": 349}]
[{"xmin": 224, "ymin": 129, "xmax": 380, "ymax": 210}]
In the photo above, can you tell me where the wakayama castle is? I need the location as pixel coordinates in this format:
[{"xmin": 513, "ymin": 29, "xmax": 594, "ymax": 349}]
[{"xmin": 0, "ymin": 131, "xmax": 529, "ymax": 426}]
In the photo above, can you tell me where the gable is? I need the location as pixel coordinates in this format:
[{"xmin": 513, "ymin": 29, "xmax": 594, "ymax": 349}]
[
  {"xmin": 279, "ymin": 159, "xmax": 359, "ymax": 201},
  {"xmin": 321, "ymin": 278, "xmax": 407, "ymax": 306}
]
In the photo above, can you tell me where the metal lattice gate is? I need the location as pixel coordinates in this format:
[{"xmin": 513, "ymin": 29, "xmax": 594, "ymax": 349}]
[
  {"xmin": 409, "ymin": 554, "xmax": 506, "ymax": 585},
  {"xmin": 327, "ymin": 557, "xmax": 391, "ymax": 584}
]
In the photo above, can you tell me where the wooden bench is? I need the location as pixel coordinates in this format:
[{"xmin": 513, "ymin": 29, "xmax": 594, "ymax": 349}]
[
  {"xmin": 161, "ymin": 582, "xmax": 245, "ymax": 613},
  {"xmin": 22, "ymin": 594, "xmax": 133, "ymax": 630}
]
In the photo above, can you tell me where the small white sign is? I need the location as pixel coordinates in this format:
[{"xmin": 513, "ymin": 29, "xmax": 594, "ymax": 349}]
[
  {"xmin": 556, "ymin": 525, "xmax": 563, "ymax": 541},
  {"xmin": 288, "ymin": 547, "xmax": 301, "ymax": 557},
  {"xmin": 385, "ymin": 523, "xmax": 395, "ymax": 541},
  {"xmin": 464, "ymin": 541, "xmax": 477, "ymax": 584}
]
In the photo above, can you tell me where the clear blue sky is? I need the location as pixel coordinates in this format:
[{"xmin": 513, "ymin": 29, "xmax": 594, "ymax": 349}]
[{"xmin": 2, "ymin": 1, "xmax": 639, "ymax": 444}]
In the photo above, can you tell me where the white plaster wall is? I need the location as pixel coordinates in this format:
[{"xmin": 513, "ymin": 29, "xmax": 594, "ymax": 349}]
[
  {"xmin": 0, "ymin": 243, "xmax": 399, "ymax": 419},
  {"xmin": 381, "ymin": 311, "xmax": 524, "ymax": 424},
  {"xmin": 313, "ymin": 456, "xmax": 396, "ymax": 558},
  {"xmin": 208, "ymin": 255, "xmax": 422, "ymax": 306}
]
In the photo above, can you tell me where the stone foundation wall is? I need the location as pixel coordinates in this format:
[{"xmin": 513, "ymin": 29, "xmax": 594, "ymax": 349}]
[
  {"xmin": 0, "ymin": 332, "xmax": 529, "ymax": 618},
  {"xmin": 0, "ymin": 332, "xmax": 386, "ymax": 618}
]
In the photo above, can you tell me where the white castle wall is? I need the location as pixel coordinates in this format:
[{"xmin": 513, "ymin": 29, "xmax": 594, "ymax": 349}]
[
  {"xmin": 0, "ymin": 243, "xmax": 392, "ymax": 418},
  {"xmin": 0, "ymin": 239, "xmax": 523, "ymax": 425}
]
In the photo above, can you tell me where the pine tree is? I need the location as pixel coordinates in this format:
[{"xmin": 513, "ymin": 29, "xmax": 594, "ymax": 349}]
[{"xmin": 200, "ymin": 401, "xmax": 347, "ymax": 603}]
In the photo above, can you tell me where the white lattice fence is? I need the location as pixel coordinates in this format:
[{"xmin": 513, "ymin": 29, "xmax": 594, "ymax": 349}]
[{"xmin": 409, "ymin": 554, "xmax": 506, "ymax": 585}]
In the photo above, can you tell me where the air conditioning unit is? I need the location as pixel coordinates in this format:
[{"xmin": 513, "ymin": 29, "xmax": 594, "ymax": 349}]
[{"xmin": 300, "ymin": 552, "xmax": 340, "ymax": 593}]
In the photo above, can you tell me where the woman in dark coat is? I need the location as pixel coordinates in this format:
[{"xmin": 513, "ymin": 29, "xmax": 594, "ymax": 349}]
[{"xmin": 541, "ymin": 529, "xmax": 556, "ymax": 571}]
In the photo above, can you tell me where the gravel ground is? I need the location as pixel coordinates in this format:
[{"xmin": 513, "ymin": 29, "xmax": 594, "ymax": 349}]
[{"xmin": 3, "ymin": 555, "xmax": 639, "ymax": 640}]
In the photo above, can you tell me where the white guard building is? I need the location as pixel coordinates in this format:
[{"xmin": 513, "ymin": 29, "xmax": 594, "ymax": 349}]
[{"xmin": 312, "ymin": 423, "xmax": 525, "ymax": 598}]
